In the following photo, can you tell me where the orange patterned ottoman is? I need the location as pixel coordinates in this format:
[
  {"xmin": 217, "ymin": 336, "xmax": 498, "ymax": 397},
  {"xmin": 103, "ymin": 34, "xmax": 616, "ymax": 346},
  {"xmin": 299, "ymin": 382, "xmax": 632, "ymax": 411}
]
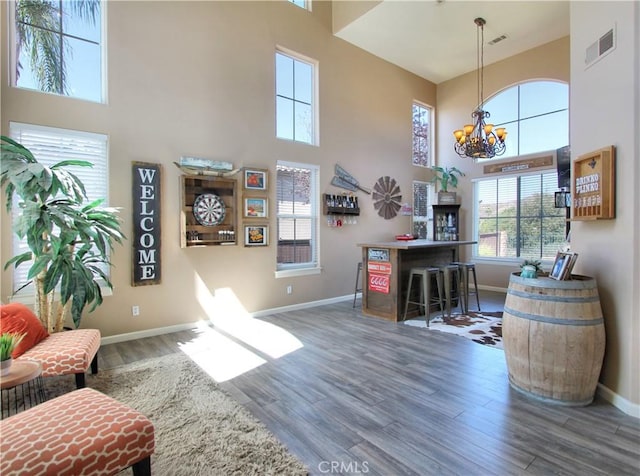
[
  {"xmin": 17, "ymin": 329, "xmax": 101, "ymax": 389},
  {"xmin": 0, "ymin": 387, "xmax": 155, "ymax": 476}
]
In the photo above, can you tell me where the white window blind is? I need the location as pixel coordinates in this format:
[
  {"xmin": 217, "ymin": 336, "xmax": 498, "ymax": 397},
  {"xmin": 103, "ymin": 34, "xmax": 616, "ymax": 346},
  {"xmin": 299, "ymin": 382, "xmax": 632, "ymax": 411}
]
[
  {"xmin": 276, "ymin": 161, "xmax": 319, "ymax": 270},
  {"xmin": 475, "ymin": 172, "xmax": 566, "ymax": 261},
  {"xmin": 9, "ymin": 122, "xmax": 109, "ymax": 293}
]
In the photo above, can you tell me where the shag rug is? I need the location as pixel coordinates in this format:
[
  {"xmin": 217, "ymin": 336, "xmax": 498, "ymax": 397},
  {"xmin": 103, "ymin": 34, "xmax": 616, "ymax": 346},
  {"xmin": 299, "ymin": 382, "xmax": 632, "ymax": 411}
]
[
  {"xmin": 42, "ymin": 352, "xmax": 308, "ymax": 476},
  {"xmin": 404, "ymin": 311, "xmax": 503, "ymax": 349}
]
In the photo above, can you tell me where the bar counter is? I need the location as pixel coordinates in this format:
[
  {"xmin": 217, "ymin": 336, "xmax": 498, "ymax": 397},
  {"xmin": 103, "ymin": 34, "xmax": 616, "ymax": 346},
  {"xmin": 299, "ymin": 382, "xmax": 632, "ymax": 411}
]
[{"xmin": 357, "ymin": 239, "xmax": 476, "ymax": 321}]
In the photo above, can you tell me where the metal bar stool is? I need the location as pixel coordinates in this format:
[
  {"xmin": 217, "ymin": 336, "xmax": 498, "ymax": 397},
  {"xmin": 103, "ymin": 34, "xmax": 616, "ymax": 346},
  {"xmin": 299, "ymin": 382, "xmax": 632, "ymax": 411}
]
[
  {"xmin": 439, "ymin": 264, "xmax": 463, "ymax": 319},
  {"xmin": 353, "ymin": 262, "xmax": 363, "ymax": 308},
  {"xmin": 402, "ymin": 267, "xmax": 443, "ymax": 326},
  {"xmin": 451, "ymin": 262, "xmax": 480, "ymax": 313}
]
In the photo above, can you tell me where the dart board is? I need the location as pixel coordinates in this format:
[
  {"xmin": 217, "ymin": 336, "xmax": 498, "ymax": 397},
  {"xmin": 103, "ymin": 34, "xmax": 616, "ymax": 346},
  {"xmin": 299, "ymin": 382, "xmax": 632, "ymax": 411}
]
[{"xmin": 193, "ymin": 193, "xmax": 226, "ymax": 226}]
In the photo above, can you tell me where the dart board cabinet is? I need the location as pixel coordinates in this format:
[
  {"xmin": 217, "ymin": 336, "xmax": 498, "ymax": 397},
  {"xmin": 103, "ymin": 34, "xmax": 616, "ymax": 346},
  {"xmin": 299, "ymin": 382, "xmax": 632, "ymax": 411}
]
[{"xmin": 180, "ymin": 175, "xmax": 237, "ymax": 247}]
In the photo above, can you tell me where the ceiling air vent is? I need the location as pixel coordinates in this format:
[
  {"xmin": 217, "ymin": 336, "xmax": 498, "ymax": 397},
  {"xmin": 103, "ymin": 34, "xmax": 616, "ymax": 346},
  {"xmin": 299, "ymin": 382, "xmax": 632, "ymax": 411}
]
[
  {"xmin": 488, "ymin": 35, "xmax": 507, "ymax": 46},
  {"xmin": 585, "ymin": 26, "xmax": 616, "ymax": 69}
]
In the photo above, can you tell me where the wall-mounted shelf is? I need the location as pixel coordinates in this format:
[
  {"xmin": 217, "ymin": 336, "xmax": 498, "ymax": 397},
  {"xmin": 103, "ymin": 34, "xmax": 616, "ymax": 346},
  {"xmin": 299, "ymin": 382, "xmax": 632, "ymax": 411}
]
[
  {"xmin": 180, "ymin": 175, "xmax": 237, "ymax": 247},
  {"xmin": 323, "ymin": 193, "xmax": 360, "ymax": 216}
]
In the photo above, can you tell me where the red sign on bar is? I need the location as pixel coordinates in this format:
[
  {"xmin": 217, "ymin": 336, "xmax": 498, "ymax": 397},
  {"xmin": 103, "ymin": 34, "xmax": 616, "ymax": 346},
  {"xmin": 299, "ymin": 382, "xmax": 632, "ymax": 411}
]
[
  {"xmin": 368, "ymin": 273, "xmax": 390, "ymax": 294},
  {"xmin": 367, "ymin": 261, "xmax": 392, "ymax": 275}
]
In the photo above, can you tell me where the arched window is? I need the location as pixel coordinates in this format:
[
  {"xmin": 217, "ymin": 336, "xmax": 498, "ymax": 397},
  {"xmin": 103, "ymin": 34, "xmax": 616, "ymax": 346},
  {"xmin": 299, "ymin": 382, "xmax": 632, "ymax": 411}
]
[
  {"xmin": 473, "ymin": 80, "xmax": 569, "ymax": 262},
  {"xmin": 483, "ymin": 81, "xmax": 568, "ymax": 158}
]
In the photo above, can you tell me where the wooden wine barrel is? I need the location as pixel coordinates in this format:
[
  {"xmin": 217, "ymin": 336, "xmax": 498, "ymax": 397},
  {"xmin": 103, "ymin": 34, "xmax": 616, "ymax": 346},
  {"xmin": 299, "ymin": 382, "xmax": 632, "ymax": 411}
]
[{"xmin": 503, "ymin": 273, "xmax": 605, "ymax": 406}]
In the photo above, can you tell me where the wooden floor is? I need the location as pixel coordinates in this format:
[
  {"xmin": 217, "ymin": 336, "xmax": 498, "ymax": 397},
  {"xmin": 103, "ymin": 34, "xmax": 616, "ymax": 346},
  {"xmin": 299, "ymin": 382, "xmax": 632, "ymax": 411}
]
[{"xmin": 98, "ymin": 292, "xmax": 640, "ymax": 476}]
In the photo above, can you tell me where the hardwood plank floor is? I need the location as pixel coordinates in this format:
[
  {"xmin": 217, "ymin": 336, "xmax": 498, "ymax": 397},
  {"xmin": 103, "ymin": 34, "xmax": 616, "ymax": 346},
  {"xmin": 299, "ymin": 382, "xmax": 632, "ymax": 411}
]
[{"xmin": 97, "ymin": 291, "xmax": 639, "ymax": 475}]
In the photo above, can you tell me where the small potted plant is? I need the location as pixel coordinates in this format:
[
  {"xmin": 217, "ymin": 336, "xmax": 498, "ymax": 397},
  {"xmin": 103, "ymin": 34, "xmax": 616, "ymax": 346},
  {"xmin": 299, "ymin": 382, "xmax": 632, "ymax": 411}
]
[
  {"xmin": 0, "ymin": 332, "xmax": 25, "ymax": 376},
  {"xmin": 520, "ymin": 259, "xmax": 544, "ymax": 278},
  {"xmin": 430, "ymin": 166, "xmax": 465, "ymax": 204}
]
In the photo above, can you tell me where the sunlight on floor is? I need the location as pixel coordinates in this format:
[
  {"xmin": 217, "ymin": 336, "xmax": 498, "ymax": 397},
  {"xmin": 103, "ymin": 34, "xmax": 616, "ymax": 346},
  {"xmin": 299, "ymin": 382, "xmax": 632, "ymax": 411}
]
[
  {"xmin": 178, "ymin": 321, "xmax": 266, "ymax": 382},
  {"xmin": 180, "ymin": 280, "xmax": 304, "ymax": 382}
]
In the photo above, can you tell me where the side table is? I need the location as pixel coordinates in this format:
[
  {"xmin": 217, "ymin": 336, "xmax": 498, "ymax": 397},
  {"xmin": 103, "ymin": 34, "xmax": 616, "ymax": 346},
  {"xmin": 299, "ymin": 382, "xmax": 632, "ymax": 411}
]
[{"xmin": 1, "ymin": 360, "xmax": 46, "ymax": 418}]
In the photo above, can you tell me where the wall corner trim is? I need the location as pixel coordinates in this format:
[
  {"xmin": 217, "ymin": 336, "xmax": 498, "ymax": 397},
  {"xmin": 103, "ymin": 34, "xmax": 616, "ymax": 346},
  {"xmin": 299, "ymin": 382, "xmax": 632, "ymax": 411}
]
[{"xmin": 597, "ymin": 383, "xmax": 640, "ymax": 418}]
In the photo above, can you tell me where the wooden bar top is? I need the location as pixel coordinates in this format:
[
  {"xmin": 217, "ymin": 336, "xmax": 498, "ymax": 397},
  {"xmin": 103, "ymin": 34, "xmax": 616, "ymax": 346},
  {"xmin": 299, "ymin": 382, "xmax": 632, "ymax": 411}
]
[{"xmin": 357, "ymin": 239, "xmax": 476, "ymax": 250}]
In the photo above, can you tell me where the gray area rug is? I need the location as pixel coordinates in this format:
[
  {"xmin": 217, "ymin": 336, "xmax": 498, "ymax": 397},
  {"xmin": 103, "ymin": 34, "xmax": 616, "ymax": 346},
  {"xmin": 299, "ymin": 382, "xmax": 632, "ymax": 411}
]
[{"xmin": 43, "ymin": 352, "xmax": 308, "ymax": 476}]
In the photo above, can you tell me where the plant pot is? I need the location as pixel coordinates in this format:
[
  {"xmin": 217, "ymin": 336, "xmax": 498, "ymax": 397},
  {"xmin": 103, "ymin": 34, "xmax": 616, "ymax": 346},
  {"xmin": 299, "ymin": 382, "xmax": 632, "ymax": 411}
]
[
  {"xmin": 437, "ymin": 191, "xmax": 457, "ymax": 204},
  {"xmin": 520, "ymin": 265, "xmax": 538, "ymax": 279},
  {"xmin": 0, "ymin": 357, "xmax": 13, "ymax": 376}
]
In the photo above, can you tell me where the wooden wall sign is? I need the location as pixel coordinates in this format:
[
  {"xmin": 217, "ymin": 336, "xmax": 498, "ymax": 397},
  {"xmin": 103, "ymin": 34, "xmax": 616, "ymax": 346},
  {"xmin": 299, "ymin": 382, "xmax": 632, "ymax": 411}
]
[
  {"xmin": 572, "ymin": 146, "xmax": 615, "ymax": 221},
  {"xmin": 483, "ymin": 155, "xmax": 553, "ymax": 175},
  {"xmin": 132, "ymin": 162, "xmax": 162, "ymax": 286}
]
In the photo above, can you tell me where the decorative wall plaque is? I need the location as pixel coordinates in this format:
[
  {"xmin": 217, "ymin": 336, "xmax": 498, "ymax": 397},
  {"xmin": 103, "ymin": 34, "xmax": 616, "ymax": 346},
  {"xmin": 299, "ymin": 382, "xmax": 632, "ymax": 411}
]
[
  {"xmin": 572, "ymin": 146, "xmax": 615, "ymax": 221},
  {"xmin": 132, "ymin": 162, "xmax": 162, "ymax": 286}
]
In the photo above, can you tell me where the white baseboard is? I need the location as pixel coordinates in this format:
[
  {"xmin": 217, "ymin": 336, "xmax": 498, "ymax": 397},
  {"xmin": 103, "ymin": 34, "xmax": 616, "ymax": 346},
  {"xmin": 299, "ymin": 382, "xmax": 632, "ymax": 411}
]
[
  {"xmin": 597, "ymin": 383, "xmax": 640, "ymax": 418},
  {"xmin": 478, "ymin": 284, "xmax": 508, "ymax": 293},
  {"xmin": 100, "ymin": 294, "xmax": 355, "ymax": 346}
]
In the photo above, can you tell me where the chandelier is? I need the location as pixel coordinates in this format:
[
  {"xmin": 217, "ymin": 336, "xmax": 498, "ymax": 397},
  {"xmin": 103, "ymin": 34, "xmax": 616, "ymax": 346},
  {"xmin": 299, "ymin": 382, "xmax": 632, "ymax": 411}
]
[{"xmin": 453, "ymin": 17, "xmax": 507, "ymax": 159}]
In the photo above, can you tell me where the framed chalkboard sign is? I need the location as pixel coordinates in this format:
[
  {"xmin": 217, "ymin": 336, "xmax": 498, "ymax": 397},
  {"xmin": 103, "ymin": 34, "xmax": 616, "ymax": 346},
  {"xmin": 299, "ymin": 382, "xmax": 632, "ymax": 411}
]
[{"xmin": 132, "ymin": 162, "xmax": 162, "ymax": 286}]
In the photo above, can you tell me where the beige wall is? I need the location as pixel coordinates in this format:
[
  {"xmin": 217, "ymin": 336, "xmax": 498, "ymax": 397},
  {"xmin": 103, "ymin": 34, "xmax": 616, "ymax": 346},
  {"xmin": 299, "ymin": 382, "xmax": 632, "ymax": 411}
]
[
  {"xmin": 1, "ymin": 1, "xmax": 436, "ymax": 335},
  {"xmin": 569, "ymin": 1, "xmax": 639, "ymax": 412}
]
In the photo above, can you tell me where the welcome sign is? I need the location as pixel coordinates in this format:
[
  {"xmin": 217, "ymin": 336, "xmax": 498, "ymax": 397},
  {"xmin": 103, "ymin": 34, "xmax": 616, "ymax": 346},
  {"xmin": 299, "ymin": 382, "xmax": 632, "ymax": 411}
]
[{"xmin": 132, "ymin": 162, "xmax": 162, "ymax": 286}]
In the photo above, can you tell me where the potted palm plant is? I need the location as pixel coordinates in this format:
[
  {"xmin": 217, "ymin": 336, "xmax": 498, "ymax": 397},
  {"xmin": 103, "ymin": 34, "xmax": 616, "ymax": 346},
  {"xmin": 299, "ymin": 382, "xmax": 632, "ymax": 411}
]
[
  {"xmin": 430, "ymin": 166, "xmax": 465, "ymax": 204},
  {"xmin": 1, "ymin": 136, "xmax": 124, "ymax": 333},
  {"xmin": 0, "ymin": 332, "xmax": 25, "ymax": 376}
]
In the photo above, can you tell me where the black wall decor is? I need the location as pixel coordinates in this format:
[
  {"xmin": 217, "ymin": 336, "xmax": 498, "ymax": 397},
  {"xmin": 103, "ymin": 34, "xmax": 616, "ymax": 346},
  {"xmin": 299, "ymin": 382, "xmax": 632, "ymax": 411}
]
[{"xmin": 132, "ymin": 162, "xmax": 162, "ymax": 286}]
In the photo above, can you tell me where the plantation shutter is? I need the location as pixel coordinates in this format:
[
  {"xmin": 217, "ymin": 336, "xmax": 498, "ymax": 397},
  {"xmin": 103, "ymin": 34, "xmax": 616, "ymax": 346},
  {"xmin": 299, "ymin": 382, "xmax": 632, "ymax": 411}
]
[{"xmin": 8, "ymin": 122, "xmax": 109, "ymax": 293}]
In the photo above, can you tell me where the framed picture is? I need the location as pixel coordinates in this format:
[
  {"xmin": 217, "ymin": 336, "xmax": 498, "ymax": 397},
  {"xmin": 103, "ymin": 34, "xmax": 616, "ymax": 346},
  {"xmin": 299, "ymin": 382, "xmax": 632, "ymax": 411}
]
[
  {"xmin": 550, "ymin": 252, "xmax": 571, "ymax": 280},
  {"xmin": 243, "ymin": 168, "xmax": 267, "ymax": 191},
  {"xmin": 245, "ymin": 225, "xmax": 268, "ymax": 246},
  {"xmin": 244, "ymin": 197, "xmax": 268, "ymax": 218}
]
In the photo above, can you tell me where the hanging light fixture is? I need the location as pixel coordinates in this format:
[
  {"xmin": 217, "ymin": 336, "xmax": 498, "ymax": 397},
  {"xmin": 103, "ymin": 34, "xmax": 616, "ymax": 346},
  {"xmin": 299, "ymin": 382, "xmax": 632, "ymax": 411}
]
[{"xmin": 453, "ymin": 17, "xmax": 507, "ymax": 159}]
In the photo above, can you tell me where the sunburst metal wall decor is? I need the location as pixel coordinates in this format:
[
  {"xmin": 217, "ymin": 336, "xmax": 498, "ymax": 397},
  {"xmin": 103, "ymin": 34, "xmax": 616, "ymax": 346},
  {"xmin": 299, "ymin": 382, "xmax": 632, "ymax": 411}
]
[{"xmin": 372, "ymin": 176, "xmax": 402, "ymax": 219}]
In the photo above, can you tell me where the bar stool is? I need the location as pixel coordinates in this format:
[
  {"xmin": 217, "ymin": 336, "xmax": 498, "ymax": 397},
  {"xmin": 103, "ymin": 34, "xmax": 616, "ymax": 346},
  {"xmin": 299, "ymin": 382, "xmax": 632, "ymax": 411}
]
[
  {"xmin": 353, "ymin": 262, "xmax": 363, "ymax": 308},
  {"xmin": 451, "ymin": 262, "xmax": 480, "ymax": 313},
  {"xmin": 402, "ymin": 267, "xmax": 444, "ymax": 326},
  {"xmin": 439, "ymin": 264, "xmax": 463, "ymax": 319}
]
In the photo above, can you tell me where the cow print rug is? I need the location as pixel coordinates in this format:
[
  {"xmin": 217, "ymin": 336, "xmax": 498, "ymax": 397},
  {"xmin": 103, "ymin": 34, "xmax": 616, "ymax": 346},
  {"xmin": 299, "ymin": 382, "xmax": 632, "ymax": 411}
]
[{"xmin": 403, "ymin": 311, "xmax": 503, "ymax": 349}]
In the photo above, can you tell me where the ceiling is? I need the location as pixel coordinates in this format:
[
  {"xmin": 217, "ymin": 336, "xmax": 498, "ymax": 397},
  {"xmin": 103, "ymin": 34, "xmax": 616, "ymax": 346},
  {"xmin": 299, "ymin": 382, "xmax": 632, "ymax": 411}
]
[{"xmin": 334, "ymin": 1, "xmax": 570, "ymax": 84}]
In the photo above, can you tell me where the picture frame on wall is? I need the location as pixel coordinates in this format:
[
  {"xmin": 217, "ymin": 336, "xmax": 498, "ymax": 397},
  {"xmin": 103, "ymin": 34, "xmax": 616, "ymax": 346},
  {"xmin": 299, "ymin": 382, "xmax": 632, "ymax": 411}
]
[
  {"xmin": 244, "ymin": 197, "xmax": 268, "ymax": 218},
  {"xmin": 245, "ymin": 225, "xmax": 268, "ymax": 246},
  {"xmin": 243, "ymin": 168, "xmax": 268, "ymax": 191}
]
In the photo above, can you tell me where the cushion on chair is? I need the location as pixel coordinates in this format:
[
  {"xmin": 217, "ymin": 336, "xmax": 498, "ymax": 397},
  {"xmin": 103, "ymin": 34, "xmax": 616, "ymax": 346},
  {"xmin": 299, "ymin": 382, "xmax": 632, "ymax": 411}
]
[
  {"xmin": 0, "ymin": 387, "xmax": 155, "ymax": 476},
  {"xmin": 18, "ymin": 329, "xmax": 101, "ymax": 377},
  {"xmin": 0, "ymin": 303, "xmax": 49, "ymax": 358}
]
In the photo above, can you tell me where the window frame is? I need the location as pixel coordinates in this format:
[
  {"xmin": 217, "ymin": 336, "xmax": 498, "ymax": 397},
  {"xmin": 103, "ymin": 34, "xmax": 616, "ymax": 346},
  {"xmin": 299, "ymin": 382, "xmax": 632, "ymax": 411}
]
[
  {"xmin": 412, "ymin": 101, "xmax": 434, "ymax": 168},
  {"xmin": 472, "ymin": 166, "xmax": 567, "ymax": 265},
  {"xmin": 7, "ymin": 122, "xmax": 111, "ymax": 299},
  {"xmin": 275, "ymin": 160, "xmax": 320, "ymax": 278},
  {"xmin": 10, "ymin": 0, "xmax": 107, "ymax": 103},
  {"xmin": 275, "ymin": 47, "xmax": 319, "ymax": 146},
  {"xmin": 288, "ymin": 0, "xmax": 312, "ymax": 11}
]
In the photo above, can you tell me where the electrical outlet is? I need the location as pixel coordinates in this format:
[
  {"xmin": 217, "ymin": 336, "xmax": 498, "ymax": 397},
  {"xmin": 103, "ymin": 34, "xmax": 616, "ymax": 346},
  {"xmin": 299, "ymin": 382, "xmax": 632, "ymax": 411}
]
[
  {"xmin": 286, "ymin": 285, "xmax": 292, "ymax": 295},
  {"xmin": 132, "ymin": 305, "xmax": 140, "ymax": 316}
]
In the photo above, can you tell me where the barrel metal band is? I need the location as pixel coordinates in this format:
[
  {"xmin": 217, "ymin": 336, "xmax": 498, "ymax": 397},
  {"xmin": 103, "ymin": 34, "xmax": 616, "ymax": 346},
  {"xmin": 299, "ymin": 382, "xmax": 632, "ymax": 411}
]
[
  {"xmin": 507, "ymin": 288, "xmax": 600, "ymax": 303},
  {"xmin": 503, "ymin": 306, "xmax": 604, "ymax": 326}
]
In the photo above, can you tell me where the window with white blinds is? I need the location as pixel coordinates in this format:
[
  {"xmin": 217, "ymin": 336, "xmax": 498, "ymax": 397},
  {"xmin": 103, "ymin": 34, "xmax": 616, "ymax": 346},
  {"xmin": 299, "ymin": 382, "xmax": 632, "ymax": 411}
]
[
  {"xmin": 9, "ymin": 122, "xmax": 109, "ymax": 293},
  {"xmin": 475, "ymin": 171, "xmax": 566, "ymax": 261},
  {"xmin": 276, "ymin": 161, "xmax": 319, "ymax": 272}
]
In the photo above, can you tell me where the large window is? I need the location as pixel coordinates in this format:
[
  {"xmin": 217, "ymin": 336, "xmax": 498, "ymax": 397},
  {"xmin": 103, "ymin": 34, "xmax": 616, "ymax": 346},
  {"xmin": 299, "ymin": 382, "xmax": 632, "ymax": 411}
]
[
  {"xmin": 276, "ymin": 161, "xmax": 319, "ymax": 274},
  {"xmin": 476, "ymin": 172, "xmax": 566, "ymax": 261},
  {"xmin": 276, "ymin": 50, "xmax": 317, "ymax": 145},
  {"xmin": 482, "ymin": 81, "xmax": 568, "ymax": 159},
  {"xmin": 288, "ymin": 0, "xmax": 311, "ymax": 10},
  {"xmin": 9, "ymin": 122, "xmax": 109, "ymax": 293},
  {"xmin": 12, "ymin": 0, "xmax": 104, "ymax": 102},
  {"xmin": 412, "ymin": 102, "xmax": 432, "ymax": 167}
]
